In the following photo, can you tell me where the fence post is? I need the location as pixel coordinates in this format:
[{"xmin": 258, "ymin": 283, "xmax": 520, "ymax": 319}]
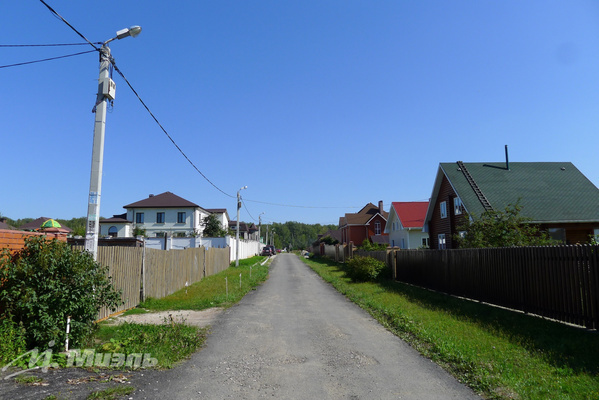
[
  {"xmin": 141, "ymin": 239, "xmax": 146, "ymax": 302},
  {"xmin": 390, "ymin": 249, "xmax": 397, "ymax": 281}
]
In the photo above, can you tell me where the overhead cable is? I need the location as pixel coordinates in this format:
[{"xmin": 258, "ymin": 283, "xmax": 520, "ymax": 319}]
[
  {"xmin": 39, "ymin": 0, "xmax": 99, "ymax": 50},
  {"xmin": 109, "ymin": 60, "xmax": 235, "ymax": 199},
  {"xmin": 0, "ymin": 50, "xmax": 96, "ymax": 69},
  {"xmin": 0, "ymin": 42, "xmax": 101, "ymax": 47}
]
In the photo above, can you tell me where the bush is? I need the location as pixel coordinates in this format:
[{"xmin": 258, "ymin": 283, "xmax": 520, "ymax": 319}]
[
  {"xmin": 0, "ymin": 236, "xmax": 122, "ymax": 349},
  {"xmin": 0, "ymin": 314, "xmax": 26, "ymax": 365},
  {"xmin": 345, "ymin": 256, "xmax": 386, "ymax": 282}
]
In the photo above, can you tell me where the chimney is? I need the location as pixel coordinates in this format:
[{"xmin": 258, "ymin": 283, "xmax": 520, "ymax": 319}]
[
  {"xmin": 505, "ymin": 145, "xmax": 510, "ymax": 171},
  {"xmin": 149, "ymin": 194, "xmax": 154, "ymax": 198},
  {"xmin": 378, "ymin": 200, "xmax": 384, "ymax": 214}
]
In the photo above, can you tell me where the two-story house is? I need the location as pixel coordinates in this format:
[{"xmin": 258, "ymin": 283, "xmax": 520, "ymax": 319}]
[
  {"xmin": 425, "ymin": 161, "xmax": 599, "ymax": 249},
  {"xmin": 339, "ymin": 201, "xmax": 389, "ymax": 245},
  {"xmin": 124, "ymin": 192, "xmax": 210, "ymax": 238},
  {"xmin": 385, "ymin": 202, "xmax": 429, "ymax": 249}
]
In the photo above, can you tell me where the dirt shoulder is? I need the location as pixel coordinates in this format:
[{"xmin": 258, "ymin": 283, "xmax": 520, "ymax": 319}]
[{"xmin": 0, "ymin": 308, "xmax": 223, "ymax": 400}]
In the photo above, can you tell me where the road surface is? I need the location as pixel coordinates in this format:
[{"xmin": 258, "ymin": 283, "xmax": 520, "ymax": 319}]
[{"xmin": 134, "ymin": 253, "xmax": 481, "ymax": 399}]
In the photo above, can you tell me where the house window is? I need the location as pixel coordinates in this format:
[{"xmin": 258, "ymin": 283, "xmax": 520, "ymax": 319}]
[
  {"xmin": 177, "ymin": 212, "xmax": 186, "ymax": 224},
  {"xmin": 157, "ymin": 212, "xmax": 165, "ymax": 223},
  {"xmin": 438, "ymin": 234, "xmax": 446, "ymax": 249},
  {"xmin": 422, "ymin": 237, "xmax": 430, "ymax": 248},
  {"xmin": 375, "ymin": 221, "xmax": 381, "ymax": 235},
  {"xmin": 440, "ymin": 201, "xmax": 447, "ymax": 219},
  {"xmin": 136, "ymin": 212, "xmax": 144, "ymax": 224},
  {"xmin": 454, "ymin": 197, "xmax": 462, "ymax": 215},
  {"xmin": 108, "ymin": 226, "xmax": 118, "ymax": 238},
  {"xmin": 156, "ymin": 232, "xmax": 165, "ymax": 238}
]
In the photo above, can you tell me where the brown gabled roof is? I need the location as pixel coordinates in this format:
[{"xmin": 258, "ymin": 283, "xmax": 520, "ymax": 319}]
[
  {"xmin": 343, "ymin": 203, "xmax": 389, "ymax": 226},
  {"xmin": 124, "ymin": 192, "xmax": 200, "ymax": 209}
]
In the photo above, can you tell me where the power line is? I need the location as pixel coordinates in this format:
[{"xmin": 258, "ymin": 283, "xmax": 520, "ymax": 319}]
[
  {"xmin": 39, "ymin": 0, "xmax": 99, "ymax": 50},
  {"xmin": 0, "ymin": 42, "xmax": 101, "ymax": 47},
  {"xmin": 109, "ymin": 59, "xmax": 235, "ymax": 199},
  {"xmin": 244, "ymin": 198, "xmax": 359, "ymax": 209},
  {"xmin": 0, "ymin": 49, "xmax": 96, "ymax": 69}
]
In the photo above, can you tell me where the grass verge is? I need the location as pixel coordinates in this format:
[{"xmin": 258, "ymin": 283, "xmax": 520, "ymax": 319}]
[
  {"xmin": 138, "ymin": 255, "xmax": 270, "ymax": 311},
  {"xmin": 91, "ymin": 256, "xmax": 271, "ymax": 369},
  {"xmin": 303, "ymin": 255, "xmax": 599, "ymax": 400}
]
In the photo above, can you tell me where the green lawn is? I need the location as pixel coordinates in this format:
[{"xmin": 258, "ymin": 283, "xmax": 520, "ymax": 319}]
[{"xmin": 303, "ymin": 255, "xmax": 599, "ymax": 400}]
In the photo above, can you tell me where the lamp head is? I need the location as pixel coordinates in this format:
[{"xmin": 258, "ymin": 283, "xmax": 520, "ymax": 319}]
[{"xmin": 115, "ymin": 25, "xmax": 142, "ymax": 40}]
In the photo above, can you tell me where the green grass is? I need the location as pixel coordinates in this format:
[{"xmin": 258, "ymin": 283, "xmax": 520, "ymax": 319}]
[
  {"xmin": 94, "ymin": 321, "xmax": 208, "ymax": 369},
  {"xmin": 138, "ymin": 255, "xmax": 270, "ymax": 311},
  {"xmin": 91, "ymin": 256, "xmax": 271, "ymax": 369},
  {"xmin": 86, "ymin": 385, "xmax": 134, "ymax": 399},
  {"xmin": 14, "ymin": 375, "xmax": 44, "ymax": 385},
  {"xmin": 303, "ymin": 256, "xmax": 599, "ymax": 400}
]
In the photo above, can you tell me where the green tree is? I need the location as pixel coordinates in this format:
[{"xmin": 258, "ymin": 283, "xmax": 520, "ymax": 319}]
[
  {"xmin": 455, "ymin": 201, "xmax": 555, "ymax": 248},
  {"xmin": 203, "ymin": 214, "xmax": 227, "ymax": 237}
]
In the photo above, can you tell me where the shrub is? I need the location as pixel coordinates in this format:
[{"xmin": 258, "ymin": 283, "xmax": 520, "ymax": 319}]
[
  {"xmin": 345, "ymin": 256, "xmax": 386, "ymax": 282},
  {"xmin": 0, "ymin": 236, "xmax": 122, "ymax": 349},
  {"xmin": 0, "ymin": 314, "xmax": 26, "ymax": 365}
]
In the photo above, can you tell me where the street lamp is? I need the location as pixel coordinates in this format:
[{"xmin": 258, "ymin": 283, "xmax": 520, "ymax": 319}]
[
  {"xmin": 84, "ymin": 26, "xmax": 142, "ymax": 261},
  {"xmin": 235, "ymin": 186, "xmax": 247, "ymax": 266}
]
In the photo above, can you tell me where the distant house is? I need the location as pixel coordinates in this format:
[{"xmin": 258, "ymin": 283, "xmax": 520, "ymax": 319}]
[
  {"xmin": 124, "ymin": 192, "xmax": 210, "ymax": 238},
  {"xmin": 339, "ymin": 201, "xmax": 389, "ymax": 245},
  {"xmin": 0, "ymin": 218, "xmax": 16, "ymax": 230},
  {"xmin": 425, "ymin": 161, "xmax": 599, "ymax": 249},
  {"xmin": 385, "ymin": 202, "xmax": 429, "ymax": 249},
  {"xmin": 18, "ymin": 217, "xmax": 72, "ymax": 233},
  {"xmin": 205, "ymin": 209, "xmax": 230, "ymax": 235},
  {"xmin": 99, "ymin": 213, "xmax": 132, "ymax": 238},
  {"xmin": 229, "ymin": 221, "xmax": 259, "ymax": 241}
]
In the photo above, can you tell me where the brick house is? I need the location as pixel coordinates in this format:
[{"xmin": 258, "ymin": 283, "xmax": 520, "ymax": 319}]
[
  {"xmin": 339, "ymin": 201, "xmax": 389, "ymax": 245},
  {"xmin": 424, "ymin": 161, "xmax": 599, "ymax": 249}
]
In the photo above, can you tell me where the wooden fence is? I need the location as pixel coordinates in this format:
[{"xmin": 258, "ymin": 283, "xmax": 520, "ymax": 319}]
[
  {"xmin": 391, "ymin": 245, "xmax": 599, "ymax": 329},
  {"xmin": 73, "ymin": 245, "xmax": 230, "ymax": 319}
]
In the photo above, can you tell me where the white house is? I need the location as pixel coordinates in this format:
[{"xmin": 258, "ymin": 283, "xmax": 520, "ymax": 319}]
[
  {"xmin": 124, "ymin": 192, "xmax": 210, "ymax": 238},
  {"xmin": 385, "ymin": 202, "xmax": 430, "ymax": 249},
  {"xmin": 205, "ymin": 208, "xmax": 230, "ymax": 234},
  {"xmin": 99, "ymin": 213, "xmax": 132, "ymax": 238}
]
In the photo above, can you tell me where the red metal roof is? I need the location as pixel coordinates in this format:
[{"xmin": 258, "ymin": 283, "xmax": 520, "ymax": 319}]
[{"xmin": 391, "ymin": 202, "xmax": 428, "ymax": 228}]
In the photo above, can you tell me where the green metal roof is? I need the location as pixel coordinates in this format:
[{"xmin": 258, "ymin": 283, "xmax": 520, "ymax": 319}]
[{"xmin": 440, "ymin": 162, "xmax": 599, "ymax": 223}]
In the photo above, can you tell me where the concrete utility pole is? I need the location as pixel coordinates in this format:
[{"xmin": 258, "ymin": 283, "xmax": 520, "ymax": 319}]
[
  {"xmin": 235, "ymin": 186, "xmax": 247, "ymax": 266},
  {"xmin": 85, "ymin": 26, "xmax": 141, "ymax": 260},
  {"xmin": 258, "ymin": 212, "xmax": 264, "ymax": 244}
]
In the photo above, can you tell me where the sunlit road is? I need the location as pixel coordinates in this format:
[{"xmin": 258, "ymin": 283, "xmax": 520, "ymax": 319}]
[{"xmin": 135, "ymin": 253, "xmax": 481, "ymax": 399}]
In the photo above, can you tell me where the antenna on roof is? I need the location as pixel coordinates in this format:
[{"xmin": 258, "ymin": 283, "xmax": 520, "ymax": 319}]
[{"xmin": 505, "ymin": 145, "xmax": 510, "ymax": 171}]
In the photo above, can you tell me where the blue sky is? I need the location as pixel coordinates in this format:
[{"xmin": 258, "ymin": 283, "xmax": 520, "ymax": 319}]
[{"xmin": 2, "ymin": 1, "xmax": 599, "ymax": 226}]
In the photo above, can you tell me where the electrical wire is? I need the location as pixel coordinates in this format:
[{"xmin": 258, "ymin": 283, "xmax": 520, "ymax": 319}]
[
  {"xmin": 0, "ymin": 49, "xmax": 96, "ymax": 69},
  {"xmin": 109, "ymin": 59, "xmax": 235, "ymax": 199},
  {"xmin": 241, "ymin": 197, "xmax": 257, "ymax": 222},
  {"xmin": 39, "ymin": 0, "xmax": 98, "ymax": 50},
  {"xmin": 35, "ymin": 0, "xmax": 370, "ymax": 213},
  {"xmin": 244, "ymin": 198, "xmax": 359, "ymax": 209},
  {"xmin": 0, "ymin": 43, "xmax": 102, "ymax": 47}
]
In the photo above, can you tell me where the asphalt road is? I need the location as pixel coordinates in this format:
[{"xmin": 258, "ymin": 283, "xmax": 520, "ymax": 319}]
[{"xmin": 134, "ymin": 253, "xmax": 481, "ymax": 399}]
